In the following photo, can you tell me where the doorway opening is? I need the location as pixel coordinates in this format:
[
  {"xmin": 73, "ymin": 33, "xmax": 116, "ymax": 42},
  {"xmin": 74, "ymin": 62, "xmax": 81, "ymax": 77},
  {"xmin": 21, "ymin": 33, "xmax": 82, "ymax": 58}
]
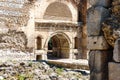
[{"xmin": 47, "ymin": 34, "xmax": 70, "ymax": 59}]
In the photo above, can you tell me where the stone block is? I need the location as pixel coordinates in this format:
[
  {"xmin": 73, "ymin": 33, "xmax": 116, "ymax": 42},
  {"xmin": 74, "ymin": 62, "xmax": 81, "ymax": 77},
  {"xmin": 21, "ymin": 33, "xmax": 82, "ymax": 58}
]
[
  {"xmin": 113, "ymin": 38, "xmax": 120, "ymax": 62},
  {"xmin": 90, "ymin": 72, "xmax": 107, "ymax": 80},
  {"xmin": 87, "ymin": 36, "xmax": 109, "ymax": 50},
  {"xmin": 87, "ymin": 6, "xmax": 110, "ymax": 36},
  {"xmin": 109, "ymin": 62, "xmax": 120, "ymax": 80},
  {"xmin": 89, "ymin": 51, "xmax": 108, "ymax": 80},
  {"xmin": 88, "ymin": 0, "xmax": 111, "ymax": 8}
]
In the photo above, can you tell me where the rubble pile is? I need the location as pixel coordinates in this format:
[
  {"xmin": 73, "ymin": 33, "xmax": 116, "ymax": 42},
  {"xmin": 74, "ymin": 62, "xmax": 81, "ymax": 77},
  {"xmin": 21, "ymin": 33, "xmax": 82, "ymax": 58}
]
[
  {"xmin": 102, "ymin": 0, "xmax": 120, "ymax": 47},
  {"xmin": 0, "ymin": 61, "xmax": 89, "ymax": 80}
]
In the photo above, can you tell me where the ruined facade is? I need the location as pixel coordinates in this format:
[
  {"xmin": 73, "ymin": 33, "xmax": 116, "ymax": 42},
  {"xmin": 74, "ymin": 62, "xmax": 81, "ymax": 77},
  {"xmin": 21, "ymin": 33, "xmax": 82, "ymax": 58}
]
[
  {"xmin": 0, "ymin": 0, "xmax": 87, "ymax": 60},
  {"xmin": 1, "ymin": 0, "xmax": 120, "ymax": 80}
]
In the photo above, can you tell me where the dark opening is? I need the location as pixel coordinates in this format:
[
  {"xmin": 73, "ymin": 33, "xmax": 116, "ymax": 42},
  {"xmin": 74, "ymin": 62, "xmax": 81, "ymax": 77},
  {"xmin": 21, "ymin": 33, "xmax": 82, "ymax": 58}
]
[
  {"xmin": 36, "ymin": 55, "xmax": 42, "ymax": 60},
  {"xmin": 75, "ymin": 37, "xmax": 79, "ymax": 49},
  {"xmin": 47, "ymin": 34, "xmax": 69, "ymax": 59},
  {"xmin": 37, "ymin": 37, "xmax": 42, "ymax": 50}
]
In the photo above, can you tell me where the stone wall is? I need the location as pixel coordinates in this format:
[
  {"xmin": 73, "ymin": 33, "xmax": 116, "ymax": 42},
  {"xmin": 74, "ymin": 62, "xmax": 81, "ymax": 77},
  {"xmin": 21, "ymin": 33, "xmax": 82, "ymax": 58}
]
[
  {"xmin": 88, "ymin": 0, "xmax": 120, "ymax": 80},
  {"xmin": 0, "ymin": 0, "xmax": 32, "ymax": 29},
  {"xmin": 0, "ymin": 0, "xmax": 35, "ymax": 61},
  {"xmin": 87, "ymin": 0, "xmax": 111, "ymax": 80},
  {"xmin": 102, "ymin": 0, "xmax": 120, "ymax": 79}
]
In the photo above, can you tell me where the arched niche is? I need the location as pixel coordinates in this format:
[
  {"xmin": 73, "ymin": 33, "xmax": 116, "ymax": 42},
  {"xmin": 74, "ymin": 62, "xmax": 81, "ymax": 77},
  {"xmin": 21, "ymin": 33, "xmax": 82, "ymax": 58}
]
[{"xmin": 43, "ymin": 2, "xmax": 72, "ymax": 21}]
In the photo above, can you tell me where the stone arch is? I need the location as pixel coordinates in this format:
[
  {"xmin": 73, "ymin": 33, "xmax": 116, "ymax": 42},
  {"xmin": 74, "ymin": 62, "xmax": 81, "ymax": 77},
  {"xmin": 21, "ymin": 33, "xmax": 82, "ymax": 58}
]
[
  {"xmin": 44, "ymin": 32, "xmax": 71, "ymax": 48},
  {"xmin": 44, "ymin": 32, "xmax": 71, "ymax": 59},
  {"xmin": 43, "ymin": 2, "xmax": 72, "ymax": 21},
  {"xmin": 34, "ymin": 0, "xmax": 78, "ymax": 22}
]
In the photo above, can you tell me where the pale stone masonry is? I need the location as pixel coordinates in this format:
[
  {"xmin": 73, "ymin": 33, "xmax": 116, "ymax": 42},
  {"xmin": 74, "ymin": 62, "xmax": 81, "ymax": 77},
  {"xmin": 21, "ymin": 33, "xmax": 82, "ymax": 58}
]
[{"xmin": 0, "ymin": 0, "xmax": 88, "ymax": 61}]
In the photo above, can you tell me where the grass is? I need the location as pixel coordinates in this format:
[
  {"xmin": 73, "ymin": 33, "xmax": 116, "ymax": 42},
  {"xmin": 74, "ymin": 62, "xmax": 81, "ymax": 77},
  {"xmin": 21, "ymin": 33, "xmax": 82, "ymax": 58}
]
[
  {"xmin": 18, "ymin": 75, "xmax": 25, "ymax": 80},
  {"xmin": 55, "ymin": 68, "xmax": 64, "ymax": 75}
]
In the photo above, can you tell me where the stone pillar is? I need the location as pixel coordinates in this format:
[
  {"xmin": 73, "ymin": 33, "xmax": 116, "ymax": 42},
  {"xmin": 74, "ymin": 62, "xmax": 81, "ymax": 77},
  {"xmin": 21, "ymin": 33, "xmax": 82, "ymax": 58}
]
[
  {"xmin": 26, "ymin": 8, "xmax": 35, "ymax": 48},
  {"xmin": 89, "ymin": 51, "xmax": 108, "ymax": 80},
  {"xmin": 44, "ymin": 48, "xmax": 48, "ymax": 60},
  {"xmin": 69, "ymin": 43, "xmax": 73, "ymax": 59},
  {"xmin": 79, "ymin": 0, "xmax": 87, "ymax": 59},
  {"xmin": 87, "ymin": 0, "xmax": 111, "ymax": 80}
]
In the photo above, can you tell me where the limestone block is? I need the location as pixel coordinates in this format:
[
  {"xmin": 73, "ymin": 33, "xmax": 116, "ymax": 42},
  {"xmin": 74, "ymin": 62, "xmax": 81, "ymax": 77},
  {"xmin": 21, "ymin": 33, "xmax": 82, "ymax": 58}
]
[
  {"xmin": 89, "ymin": 51, "xmax": 108, "ymax": 80},
  {"xmin": 87, "ymin": 6, "xmax": 110, "ymax": 36},
  {"xmin": 88, "ymin": 0, "xmax": 111, "ymax": 7},
  {"xmin": 109, "ymin": 62, "xmax": 120, "ymax": 80},
  {"xmin": 87, "ymin": 36, "xmax": 109, "ymax": 50},
  {"xmin": 113, "ymin": 38, "xmax": 120, "ymax": 62}
]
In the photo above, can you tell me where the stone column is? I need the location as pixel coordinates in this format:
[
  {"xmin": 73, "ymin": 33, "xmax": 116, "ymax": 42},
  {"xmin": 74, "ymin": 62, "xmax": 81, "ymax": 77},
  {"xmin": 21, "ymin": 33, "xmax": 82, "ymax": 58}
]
[
  {"xmin": 87, "ymin": 0, "xmax": 111, "ymax": 80},
  {"xmin": 43, "ymin": 48, "xmax": 48, "ymax": 60},
  {"xmin": 78, "ymin": 0, "xmax": 87, "ymax": 59},
  {"xmin": 26, "ymin": 8, "xmax": 35, "ymax": 48},
  {"xmin": 69, "ymin": 43, "xmax": 73, "ymax": 59},
  {"xmin": 89, "ymin": 51, "xmax": 108, "ymax": 80}
]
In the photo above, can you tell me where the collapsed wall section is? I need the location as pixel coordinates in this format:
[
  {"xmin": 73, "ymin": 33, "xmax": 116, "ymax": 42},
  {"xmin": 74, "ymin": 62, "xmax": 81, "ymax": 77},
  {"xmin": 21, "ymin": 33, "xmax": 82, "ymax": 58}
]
[{"xmin": 0, "ymin": 0, "xmax": 36, "ymax": 61}]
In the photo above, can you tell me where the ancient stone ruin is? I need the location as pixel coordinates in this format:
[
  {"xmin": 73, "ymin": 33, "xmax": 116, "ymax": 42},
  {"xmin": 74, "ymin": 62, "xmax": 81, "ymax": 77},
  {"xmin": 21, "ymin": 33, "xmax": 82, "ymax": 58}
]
[
  {"xmin": 88, "ymin": 0, "xmax": 120, "ymax": 80},
  {"xmin": 0, "ymin": 0, "xmax": 88, "ymax": 61},
  {"xmin": 0, "ymin": 0, "xmax": 120, "ymax": 80}
]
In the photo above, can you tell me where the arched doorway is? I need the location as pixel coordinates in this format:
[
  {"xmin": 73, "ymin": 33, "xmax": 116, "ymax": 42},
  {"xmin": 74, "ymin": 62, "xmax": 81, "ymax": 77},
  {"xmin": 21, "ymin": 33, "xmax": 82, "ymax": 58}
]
[{"xmin": 47, "ymin": 34, "xmax": 70, "ymax": 59}]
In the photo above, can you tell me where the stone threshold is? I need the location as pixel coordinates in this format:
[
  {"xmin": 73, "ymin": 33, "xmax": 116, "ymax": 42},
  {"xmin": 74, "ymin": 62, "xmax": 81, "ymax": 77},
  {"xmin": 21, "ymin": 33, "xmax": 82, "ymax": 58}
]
[{"xmin": 47, "ymin": 59, "xmax": 89, "ymax": 70}]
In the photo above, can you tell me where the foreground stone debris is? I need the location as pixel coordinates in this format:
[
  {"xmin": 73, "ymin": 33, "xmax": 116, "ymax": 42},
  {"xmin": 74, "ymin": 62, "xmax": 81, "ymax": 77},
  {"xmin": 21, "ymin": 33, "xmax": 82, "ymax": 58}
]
[{"xmin": 0, "ymin": 61, "xmax": 89, "ymax": 80}]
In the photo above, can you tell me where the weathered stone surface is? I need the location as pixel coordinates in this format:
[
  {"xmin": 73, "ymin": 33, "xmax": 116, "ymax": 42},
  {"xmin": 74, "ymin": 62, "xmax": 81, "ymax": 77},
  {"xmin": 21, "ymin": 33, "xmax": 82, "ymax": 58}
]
[
  {"xmin": 0, "ymin": 61, "xmax": 90, "ymax": 80},
  {"xmin": 0, "ymin": 30, "xmax": 27, "ymax": 51},
  {"xmin": 109, "ymin": 62, "xmax": 120, "ymax": 80},
  {"xmin": 102, "ymin": 0, "xmax": 120, "ymax": 47},
  {"xmin": 89, "ymin": 51, "xmax": 108, "ymax": 80},
  {"xmin": 87, "ymin": 36, "xmax": 109, "ymax": 50},
  {"xmin": 0, "ymin": 0, "xmax": 33, "ymax": 28},
  {"xmin": 87, "ymin": 6, "xmax": 110, "ymax": 36},
  {"xmin": 88, "ymin": 0, "xmax": 111, "ymax": 8},
  {"xmin": 0, "ymin": 50, "xmax": 35, "ymax": 62},
  {"xmin": 113, "ymin": 38, "xmax": 120, "ymax": 62}
]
